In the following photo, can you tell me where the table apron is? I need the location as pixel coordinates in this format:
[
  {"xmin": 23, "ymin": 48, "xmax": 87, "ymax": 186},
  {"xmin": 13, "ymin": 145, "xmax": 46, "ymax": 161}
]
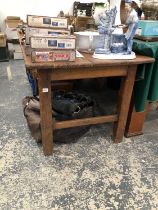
[{"xmin": 38, "ymin": 65, "xmax": 131, "ymax": 81}]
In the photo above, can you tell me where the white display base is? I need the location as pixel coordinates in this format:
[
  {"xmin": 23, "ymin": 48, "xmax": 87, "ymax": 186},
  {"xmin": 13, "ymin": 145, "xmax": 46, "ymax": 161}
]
[{"xmin": 93, "ymin": 51, "xmax": 136, "ymax": 60}]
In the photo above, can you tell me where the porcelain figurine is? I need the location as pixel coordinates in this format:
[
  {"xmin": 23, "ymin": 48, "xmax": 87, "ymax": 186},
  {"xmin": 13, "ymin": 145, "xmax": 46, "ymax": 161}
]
[
  {"xmin": 95, "ymin": 6, "xmax": 117, "ymax": 54},
  {"xmin": 123, "ymin": 0, "xmax": 138, "ymax": 54},
  {"xmin": 94, "ymin": 1, "xmax": 138, "ymax": 58}
]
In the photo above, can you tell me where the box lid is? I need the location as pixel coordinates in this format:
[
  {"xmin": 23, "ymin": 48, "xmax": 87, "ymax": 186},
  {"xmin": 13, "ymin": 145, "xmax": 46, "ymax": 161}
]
[{"xmin": 5, "ymin": 19, "xmax": 23, "ymax": 28}]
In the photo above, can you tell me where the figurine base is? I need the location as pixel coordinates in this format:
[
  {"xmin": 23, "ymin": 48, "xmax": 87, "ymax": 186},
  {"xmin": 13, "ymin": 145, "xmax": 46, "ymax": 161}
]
[{"xmin": 93, "ymin": 51, "xmax": 136, "ymax": 60}]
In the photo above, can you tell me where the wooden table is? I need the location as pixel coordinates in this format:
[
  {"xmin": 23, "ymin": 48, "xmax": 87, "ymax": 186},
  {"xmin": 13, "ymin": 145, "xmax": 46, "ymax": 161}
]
[
  {"xmin": 125, "ymin": 39, "xmax": 158, "ymax": 137},
  {"xmin": 21, "ymin": 46, "xmax": 154, "ymax": 155}
]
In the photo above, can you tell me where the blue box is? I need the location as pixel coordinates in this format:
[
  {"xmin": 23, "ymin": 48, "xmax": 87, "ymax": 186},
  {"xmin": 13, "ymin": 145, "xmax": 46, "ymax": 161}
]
[{"xmin": 136, "ymin": 20, "xmax": 158, "ymax": 36}]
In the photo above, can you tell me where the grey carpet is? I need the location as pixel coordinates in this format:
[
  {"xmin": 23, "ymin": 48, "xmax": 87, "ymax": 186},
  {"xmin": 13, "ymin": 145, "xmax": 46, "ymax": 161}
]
[{"xmin": 0, "ymin": 60, "xmax": 158, "ymax": 210}]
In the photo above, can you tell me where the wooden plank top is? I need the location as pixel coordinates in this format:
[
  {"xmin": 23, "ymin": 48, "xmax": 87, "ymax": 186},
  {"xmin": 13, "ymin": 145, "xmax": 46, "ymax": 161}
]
[
  {"xmin": 83, "ymin": 53, "xmax": 155, "ymax": 67},
  {"xmin": 22, "ymin": 49, "xmax": 154, "ymax": 70},
  {"xmin": 19, "ymin": 35, "xmax": 154, "ymax": 70},
  {"xmin": 22, "ymin": 49, "xmax": 93, "ymax": 70}
]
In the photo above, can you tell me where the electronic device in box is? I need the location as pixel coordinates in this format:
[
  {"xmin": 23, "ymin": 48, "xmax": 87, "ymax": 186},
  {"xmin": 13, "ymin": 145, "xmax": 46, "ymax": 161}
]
[
  {"xmin": 25, "ymin": 27, "xmax": 70, "ymax": 44},
  {"xmin": 27, "ymin": 15, "xmax": 68, "ymax": 29},
  {"xmin": 30, "ymin": 35, "xmax": 76, "ymax": 50},
  {"xmin": 31, "ymin": 50, "xmax": 76, "ymax": 62}
]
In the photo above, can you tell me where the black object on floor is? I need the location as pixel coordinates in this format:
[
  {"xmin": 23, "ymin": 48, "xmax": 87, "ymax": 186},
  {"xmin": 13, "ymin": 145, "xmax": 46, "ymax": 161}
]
[{"xmin": 0, "ymin": 46, "xmax": 9, "ymax": 62}]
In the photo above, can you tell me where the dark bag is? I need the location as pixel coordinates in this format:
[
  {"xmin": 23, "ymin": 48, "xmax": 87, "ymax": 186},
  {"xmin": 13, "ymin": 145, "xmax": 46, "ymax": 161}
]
[
  {"xmin": 52, "ymin": 90, "xmax": 94, "ymax": 120},
  {"xmin": 22, "ymin": 96, "xmax": 41, "ymax": 142},
  {"xmin": 22, "ymin": 91, "xmax": 94, "ymax": 143}
]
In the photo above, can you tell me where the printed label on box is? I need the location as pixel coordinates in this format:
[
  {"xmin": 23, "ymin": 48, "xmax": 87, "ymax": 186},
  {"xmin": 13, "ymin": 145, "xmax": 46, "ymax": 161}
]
[
  {"xmin": 27, "ymin": 15, "xmax": 68, "ymax": 29},
  {"xmin": 30, "ymin": 36, "xmax": 76, "ymax": 50},
  {"xmin": 31, "ymin": 50, "xmax": 76, "ymax": 62},
  {"xmin": 25, "ymin": 27, "xmax": 70, "ymax": 44}
]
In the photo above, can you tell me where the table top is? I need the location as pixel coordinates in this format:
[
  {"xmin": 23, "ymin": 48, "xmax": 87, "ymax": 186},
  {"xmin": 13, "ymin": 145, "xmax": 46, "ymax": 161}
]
[
  {"xmin": 18, "ymin": 30, "xmax": 154, "ymax": 70},
  {"xmin": 22, "ymin": 48, "xmax": 154, "ymax": 70}
]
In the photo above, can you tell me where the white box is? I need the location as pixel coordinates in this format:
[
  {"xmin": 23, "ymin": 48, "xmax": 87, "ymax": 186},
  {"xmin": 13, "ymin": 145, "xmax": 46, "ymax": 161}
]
[
  {"xmin": 8, "ymin": 43, "xmax": 22, "ymax": 52},
  {"xmin": 27, "ymin": 15, "xmax": 68, "ymax": 29},
  {"xmin": 5, "ymin": 18, "xmax": 23, "ymax": 40},
  {"xmin": 25, "ymin": 27, "xmax": 70, "ymax": 44},
  {"xmin": 74, "ymin": 31, "xmax": 100, "ymax": 51},
  {"xmin": 30, "ymin": 35, "xmax": 76, "ymax": 50},
  {"xmin": 13, "ymin": 44, "xmax": 21, "ymax": 52},
  {"xmin": 5, "ymin": 28, "xmax": 18, "ymax": 40},
  {"xmin": 14, "ymin": 52, "xmax": 23, "ymax": 60}
]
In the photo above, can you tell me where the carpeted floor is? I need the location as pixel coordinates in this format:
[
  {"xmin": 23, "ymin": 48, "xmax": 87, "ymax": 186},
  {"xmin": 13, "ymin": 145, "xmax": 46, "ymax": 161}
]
[{"xmin": 0, "ymin": 60, "xmax": 158, "ymax": 210}]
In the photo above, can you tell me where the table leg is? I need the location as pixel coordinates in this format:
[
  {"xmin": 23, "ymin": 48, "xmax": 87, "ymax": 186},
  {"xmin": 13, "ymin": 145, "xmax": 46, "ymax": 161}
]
[
  {"xmin": 38, "ymin": 69, "xmax": 53, "ymax": 155},
  {"xmin": 125, "ymin": 100, "xmax": 149, "ymax": 137},
  {"xmin": 113, "ymin": 65, "xmax": 137, "ymax": 143}
]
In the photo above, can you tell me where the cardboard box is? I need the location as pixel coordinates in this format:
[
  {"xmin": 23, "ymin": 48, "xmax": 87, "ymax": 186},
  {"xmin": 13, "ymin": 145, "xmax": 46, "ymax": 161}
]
[
  {"xmin": 8, "ymin": 43, "xmax": 22, "ymax": 59},
  {"xmin": 31, "ymin": 50, "xmax": 76, "ymax": 62},
  {"xmin": 5, "ymin": 19, "xmax": 23, "ymax": 28},
  {"xmin": 5, "ymin": 17, "xmax": 23, "ymax": 40},
  {"xmin": 5, "ymin": 28, "xmax": 18, "ymax": 40},
  {"xmin": 30, "ymin": 35, "xmax": 76, "ymax": 50},
  {"xmin": 5, "ymin": 16, "xmax": 23, "ymax": 28},
  {"xmin": 136, "ymin": 20, "xmax": 158, "ymax": 36},
  {"xmin": 6, "ymin": 16, "xmax": 21, "ymax": 20},
  {"xmin": 27, "ymin": 15, "xmax": 68, "ymax": 29},
  {"xmin": 8, "ymin": 43, "xmax": 22, "ymax": 52},
  {"xmin": 13, "ymin": 52, "xmax": 23, "ymax": 60},
  {"xmin": 74, "ymin": 16, "xmax": 94, "ymax": 31},
  {"xmin": 25, "ymin": 27, "xmax": 70, "ymax": 44},
  {"xmin": 0, "ymin": 33, "xmax": 7, "ymax": 47}
]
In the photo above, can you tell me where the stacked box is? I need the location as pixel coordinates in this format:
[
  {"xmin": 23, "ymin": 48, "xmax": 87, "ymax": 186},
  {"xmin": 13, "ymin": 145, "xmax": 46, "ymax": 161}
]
[
  {"xmin": 31, "ymin": 50, "xmax": 76, "ymax": 62},
  {"xmin": 30, "ymin": 35, "xmax": 76, "ymax": 49},
  {"xmin": 30, "ymin": 35, "xmax": 76, "ymax": 62},
  {"xmin": 27, "ymin": 15, "xmax": 76, "ymax": 63},
  {"xmin": 25, "ymin": 27, "xmax": 70, "ymax": 45},
  {"xmin": 27, "ymin": 15, "xmax": 68, "ymax": 29},
  {"xmin": 5, "ymin": 16, "xmax": 23, "ymax": 40}
]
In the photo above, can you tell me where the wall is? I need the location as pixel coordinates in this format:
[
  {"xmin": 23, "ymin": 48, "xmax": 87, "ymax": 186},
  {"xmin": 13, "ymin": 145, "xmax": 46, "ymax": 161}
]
[{"xmin": 0, "ymin": 0, "xmax": 99, "ymax": 31}]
